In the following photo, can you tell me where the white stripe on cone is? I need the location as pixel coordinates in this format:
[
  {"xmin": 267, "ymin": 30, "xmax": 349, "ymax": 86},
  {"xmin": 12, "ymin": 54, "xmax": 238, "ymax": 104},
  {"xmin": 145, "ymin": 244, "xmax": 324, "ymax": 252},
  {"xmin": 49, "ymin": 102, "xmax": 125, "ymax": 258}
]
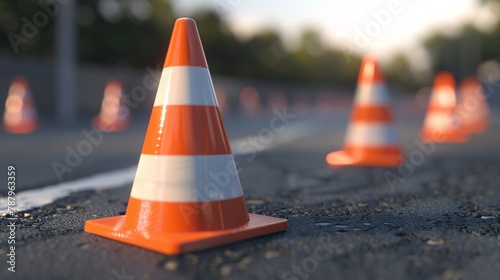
[
  {"xmin": 131, "ymin": 154, "xmax": 243, "ymax": 202},
  {"xmin": 354, "ymin": 83, "xmax": 390, "ymax": 105},
  {"xmin": 154, "ymin": 66, "xmax": 219, "ymax": 107},
  {"xmin": 344, "ymin": 123, "xmax": 399, "ymax": 145}
]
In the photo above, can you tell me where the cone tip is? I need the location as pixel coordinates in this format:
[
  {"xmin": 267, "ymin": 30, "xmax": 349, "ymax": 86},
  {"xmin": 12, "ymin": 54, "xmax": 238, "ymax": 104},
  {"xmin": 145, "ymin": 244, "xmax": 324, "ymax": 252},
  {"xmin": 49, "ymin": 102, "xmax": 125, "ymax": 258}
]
[
  {"xmin": 363, "ymin": 54, "xmax": 377, "ymax": 62},
  {"xmin": 12, "ymin": 76, "xmax": 28, "ymax": 87},
  {"xmin": 107, "ymin": 78, "xmax": 121, "ymax": 85},
  {"xmin": 176, "ymin": 17, "xmax": 196, "ymax": 23},
  {"xmin": 434, "ymin": 71, "xmax": 455, "ymax": 89},
  {"xmin": 105, "ymin": 78, "xmax": 123, "ymax": 95},
  {"xmin": 460, "ymin": 75, "xmax": 480, "ymax": 87},
  {"xmin": 358, "ymin": 55, "xmax": 384, "ymax": 84},
  {"xmin": 164, "ymin": 17, "xmax": 208, "ymax": 68}
]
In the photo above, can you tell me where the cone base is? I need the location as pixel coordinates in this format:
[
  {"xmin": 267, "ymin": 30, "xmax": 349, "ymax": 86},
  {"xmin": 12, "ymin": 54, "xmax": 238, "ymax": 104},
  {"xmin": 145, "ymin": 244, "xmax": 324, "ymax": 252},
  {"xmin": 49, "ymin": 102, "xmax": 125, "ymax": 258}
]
[
  {"xmin": 4, "ymin": 122, "xmax": 37, "ymax": 134},
  {"xmin": 85, "ymin": 213, "xmax": 288, "ymax": 255},
  {"xmin": 420, "ymin": 130, "xmax": 469, "ymax": 143},
  {"xmin": 326, "ymin": 150, "xmax": 402, "ymax": 167}
]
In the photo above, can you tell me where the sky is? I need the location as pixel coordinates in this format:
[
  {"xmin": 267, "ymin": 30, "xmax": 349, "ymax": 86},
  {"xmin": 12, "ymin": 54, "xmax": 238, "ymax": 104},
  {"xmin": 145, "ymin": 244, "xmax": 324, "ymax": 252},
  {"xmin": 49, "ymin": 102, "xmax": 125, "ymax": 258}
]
[{"xmin": 171, "ymin": 0, "xmax": 499, "ymax": 71}]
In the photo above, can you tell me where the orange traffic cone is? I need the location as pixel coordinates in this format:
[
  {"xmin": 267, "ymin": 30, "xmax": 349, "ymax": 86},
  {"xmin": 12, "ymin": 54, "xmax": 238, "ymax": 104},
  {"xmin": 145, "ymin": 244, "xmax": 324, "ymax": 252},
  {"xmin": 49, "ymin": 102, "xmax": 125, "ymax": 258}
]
[
  {"xmin": 92, "ymin": 79, "xmax": 130, "ymax": 132},
  {"xmin": 455, "ymin": 76, "xmax": 490, "ymax": 134},
  {"xmin": 420, "ymin": 72, "xmax": 468, "ymax": 143},
  {"xmin": 3, "ymin": 77, "xmax": 37, "ymax": 134},
  {"xmin": 85, "ymin": 18, "xmax": 288, "ymax": 255},
  {"xmin": 326, "ymin": 55, "xmax": 403, "ymax": 167}
]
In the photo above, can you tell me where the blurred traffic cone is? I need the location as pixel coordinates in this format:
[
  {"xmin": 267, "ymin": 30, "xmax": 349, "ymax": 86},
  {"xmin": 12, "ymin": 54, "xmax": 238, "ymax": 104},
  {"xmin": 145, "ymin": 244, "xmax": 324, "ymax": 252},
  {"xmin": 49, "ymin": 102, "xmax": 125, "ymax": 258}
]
[
  {"xmin": 455, "ymin": 76, "xmax": 490, "ymax": 134},
  {"xmin": 92, "ymin": 79, "xmax": 130, "ymax": 132},
  {"xmin": 3, "ymin": 77, "xmax": 37, "ymax": 134},
  {"xmin": 420, "ymin": 72, "xmax": 468, "ymax": 143},
  {"xmin": 239, "ymin": 86, "xmax": 263, "ymax": 118},
  {"xmin": 326, "ymin": 56, "xmax": 402, "ymax": 167},
  {"xmin": 85, "ymin": 18, "xmax": 288, "ymax": 255}
]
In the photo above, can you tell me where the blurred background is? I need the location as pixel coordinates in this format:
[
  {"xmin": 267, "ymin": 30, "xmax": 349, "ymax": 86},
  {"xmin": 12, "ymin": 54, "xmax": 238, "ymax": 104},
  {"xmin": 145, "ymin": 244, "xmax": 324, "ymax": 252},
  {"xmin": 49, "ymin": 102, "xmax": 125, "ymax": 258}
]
[{"xmin": 0, "ymin": 0, "xmax": 499, "ymax": 122}]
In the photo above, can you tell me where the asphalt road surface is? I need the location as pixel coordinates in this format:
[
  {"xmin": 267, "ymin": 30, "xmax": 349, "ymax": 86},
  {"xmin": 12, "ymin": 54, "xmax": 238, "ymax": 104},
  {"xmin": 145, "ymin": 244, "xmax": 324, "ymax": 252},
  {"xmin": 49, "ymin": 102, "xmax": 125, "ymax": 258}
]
[{"xmin": 1, "ymin": 102, "xmax": 500, "ymax": 280}]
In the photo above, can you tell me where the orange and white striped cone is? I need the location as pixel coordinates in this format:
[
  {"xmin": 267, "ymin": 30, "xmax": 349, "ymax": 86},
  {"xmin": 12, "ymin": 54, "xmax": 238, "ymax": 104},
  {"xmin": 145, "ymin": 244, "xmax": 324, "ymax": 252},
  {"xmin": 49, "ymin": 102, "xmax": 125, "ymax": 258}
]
[
  {"xmin": 85, "ymin": 18, "xmax": 288, "ymax": 255},
  {"xmin": 455, "ymin": 76, "xmax": 490, "ymax": 134},
  {"xmin": 92, "ymin": 79, "xmax": 130, "ymax": 132},
  {"xmin": 420, "ymin": 72, "xmax": 468, "ymax": 143},
  {"xmin": 326, "ymin": 56, "xmax": 403, "ymax": 167},
  {"xmin": 3, "ymin": 77, "xmax": 38, "ymax": 134}
]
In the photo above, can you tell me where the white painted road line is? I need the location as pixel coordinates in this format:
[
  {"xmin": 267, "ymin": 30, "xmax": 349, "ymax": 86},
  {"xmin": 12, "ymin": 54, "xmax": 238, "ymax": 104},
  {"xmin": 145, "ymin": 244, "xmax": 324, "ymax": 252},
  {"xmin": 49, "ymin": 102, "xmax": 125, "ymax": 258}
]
[{"xmin": 0, "ymin": 166, "xmax": 137, "ymax": 215}]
